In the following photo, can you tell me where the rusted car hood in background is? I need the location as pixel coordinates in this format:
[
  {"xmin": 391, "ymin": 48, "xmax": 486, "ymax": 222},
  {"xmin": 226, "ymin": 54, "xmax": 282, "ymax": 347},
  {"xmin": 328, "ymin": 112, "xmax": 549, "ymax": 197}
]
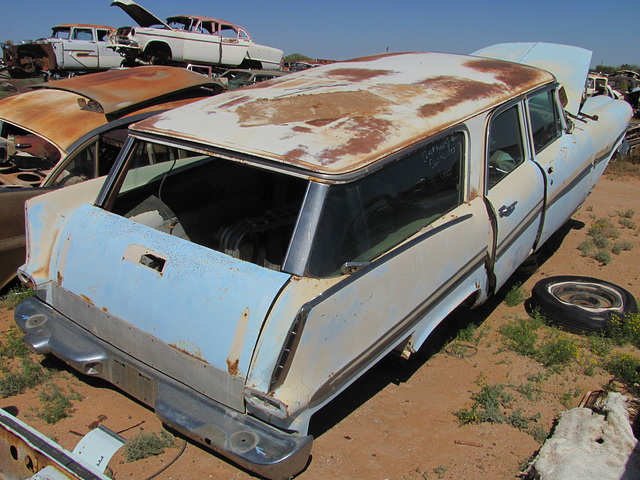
[
  {"xmin": 472, "ymin": 42, "xmax": 592, "ymax": 117},
  {"xmin": 31, "ymin": 66, "xmax": 220, "ymax": 116},
  {"xmin": 134, "ymin": 52, "xmax": 555, "ymax": 176},
  {"xmin": 0, "ymin": 66, "xmax": 219, "ymax": 154}
]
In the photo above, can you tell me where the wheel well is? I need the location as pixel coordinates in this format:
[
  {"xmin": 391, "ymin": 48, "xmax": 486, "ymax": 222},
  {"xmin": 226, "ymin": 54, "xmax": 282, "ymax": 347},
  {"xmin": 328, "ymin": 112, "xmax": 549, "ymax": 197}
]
[{"xmin": 144, "ymin": 42, "xmax": 171, "ymax": 59}]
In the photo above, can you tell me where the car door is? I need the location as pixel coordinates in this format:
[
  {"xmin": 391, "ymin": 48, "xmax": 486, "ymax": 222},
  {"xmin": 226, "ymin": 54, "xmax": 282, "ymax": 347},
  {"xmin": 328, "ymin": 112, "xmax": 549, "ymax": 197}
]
[
  {"xmin": 62, "ymin": 27, "xmax": 99, "ymax": 69},
  {"xmin": 484, "ymin": 101, "xmax": 545, "ymax": 292},
  {"xmin": 526, "ymin": 88, "xmax": 596, "ymax": 246},
  {"xmin": 182, "ymin": 20, "xmax": 221, "ymax": 64}
]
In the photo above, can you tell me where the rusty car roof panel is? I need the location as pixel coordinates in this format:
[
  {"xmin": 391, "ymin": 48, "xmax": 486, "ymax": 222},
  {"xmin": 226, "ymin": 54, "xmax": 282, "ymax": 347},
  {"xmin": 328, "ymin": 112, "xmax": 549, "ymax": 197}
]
[
  {"xmin": 31, "ymin": 66, "xmax": 217, "ymax": 116},
  {"xmin": 133, "ymin": 52, "xmax": 555, "ymax": 176}
]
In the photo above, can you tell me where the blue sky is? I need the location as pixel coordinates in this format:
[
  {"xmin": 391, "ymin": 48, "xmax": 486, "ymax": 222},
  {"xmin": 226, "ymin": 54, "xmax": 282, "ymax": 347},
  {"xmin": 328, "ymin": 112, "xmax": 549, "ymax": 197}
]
[{"xmin": 2, "ymin": 0, "xmax": 638, "ymax": 68}]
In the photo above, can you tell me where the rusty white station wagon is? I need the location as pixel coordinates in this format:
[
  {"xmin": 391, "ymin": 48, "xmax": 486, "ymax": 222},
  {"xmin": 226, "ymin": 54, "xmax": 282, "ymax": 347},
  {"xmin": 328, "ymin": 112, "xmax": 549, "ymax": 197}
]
[{"xmin": 14, "ymin": 43, "xmax": 631, "ymax": 478}]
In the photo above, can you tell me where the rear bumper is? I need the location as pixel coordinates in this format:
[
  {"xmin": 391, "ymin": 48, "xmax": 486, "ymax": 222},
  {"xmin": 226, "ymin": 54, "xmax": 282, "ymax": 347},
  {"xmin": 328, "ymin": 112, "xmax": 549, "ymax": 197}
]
[{"xmin": 15, "ymin": 296, "xmax": 312, "ymax": 480}]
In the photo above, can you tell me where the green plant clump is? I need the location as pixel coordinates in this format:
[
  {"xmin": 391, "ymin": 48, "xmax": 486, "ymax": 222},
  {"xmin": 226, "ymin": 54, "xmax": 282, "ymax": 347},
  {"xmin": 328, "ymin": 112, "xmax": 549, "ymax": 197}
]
[
  {"xmin": 538, "ymin": 334, "xmax": 580, "ymax": 368},
  {"xmin": 606, "ymin": 353, "xmax": 640, "ymax": 386},
  {"xmin": 499, "ymin": 316, "xmax": 544, "ymax": 356},
  {"xmin": 578, "ymin": 239, "xmax": 596, "ymax": 257},
  {"xmin": 607, "ymin": 312, "xmax": 640, "ymax": 348},
  {"xmin": 594, "ymin": 250, "xmax": 612, "ymax": 265},
  {"xmin": 35, "ymin": 383, "xmax": 82, "ymax": 424},
  {"xmin": 504, "ymin": 283, "xmax": 526, "ymax": 307},
  {"xmin": 588, "ymin": 218, "xmax": 621, "ymax": 240},
  {"xmin": 0, "ymin": 357, "xmax": 49, "ymax": 398},
  {"xmin": 124, "ymin": 430, "xmax": 177, "ymax": 462},
  {"xmin": 0, "ymin": 285, "xmax": 33, "ymax": 310},
  {"xmin": 619, "ymin": 218, "xmax": 637, "ymax": 230}
]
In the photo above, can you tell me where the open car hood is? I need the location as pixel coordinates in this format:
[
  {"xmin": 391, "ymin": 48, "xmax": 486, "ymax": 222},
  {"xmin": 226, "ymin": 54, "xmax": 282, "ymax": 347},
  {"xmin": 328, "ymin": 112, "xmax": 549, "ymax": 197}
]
[
  {"xmin": 472, "ymin": 42, "xmax": 592, "ymax": 116},
  {"xmin": 110, "ymin": 0, "xmax": 170, "ymax": 29}
]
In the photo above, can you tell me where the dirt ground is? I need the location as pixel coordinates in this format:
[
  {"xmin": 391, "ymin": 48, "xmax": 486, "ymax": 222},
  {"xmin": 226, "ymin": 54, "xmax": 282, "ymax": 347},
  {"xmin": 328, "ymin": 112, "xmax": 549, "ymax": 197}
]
[{"xmin": 1, "ymin": 175, "xmax": 639, "ymax": 480}]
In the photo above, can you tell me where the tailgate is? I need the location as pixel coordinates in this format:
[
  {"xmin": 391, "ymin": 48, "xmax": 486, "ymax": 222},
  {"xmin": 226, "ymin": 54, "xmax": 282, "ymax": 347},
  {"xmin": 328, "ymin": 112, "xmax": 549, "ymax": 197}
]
[{"xmin": 52, "ymin": 203, "xmax": 290, "ymax": 410}]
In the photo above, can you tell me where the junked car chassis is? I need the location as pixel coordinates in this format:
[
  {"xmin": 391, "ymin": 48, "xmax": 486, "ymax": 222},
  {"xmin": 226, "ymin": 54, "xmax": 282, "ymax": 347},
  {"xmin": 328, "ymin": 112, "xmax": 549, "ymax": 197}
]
[{"xmin": 14, "ymin": 43, "xmax": 631, "ymax": 479}]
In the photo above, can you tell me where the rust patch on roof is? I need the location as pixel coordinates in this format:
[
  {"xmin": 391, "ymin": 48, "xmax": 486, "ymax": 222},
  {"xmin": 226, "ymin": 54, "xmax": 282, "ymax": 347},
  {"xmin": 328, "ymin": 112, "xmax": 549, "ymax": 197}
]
[
  {"xmin": 284, "ymin": 147, "xmax": 308, "ymax": 163},
  {"xmin": 464, "ymin": 58, "xmax": 548, "ymax": 89},
  {"xmin": 219, "ymin": 94, "xmax": 251, "ymax": 109},
  {"xmin": 417, "ymin": 75, "xmax": 507, "ymax": 118},
  {"xmin": 292, "ymin": 126, "xmax": 312, "ymax": 133},
  {"xmin": 316, "ymin": 117, "xmax": 394, "ymax": 165},
  {"xmin": 326, "ymin": 68, "xmax": 393, "ymax": 82},
  {"xmin": 236, "ymin": 90, "xmax": 390, "ymax": 126}
]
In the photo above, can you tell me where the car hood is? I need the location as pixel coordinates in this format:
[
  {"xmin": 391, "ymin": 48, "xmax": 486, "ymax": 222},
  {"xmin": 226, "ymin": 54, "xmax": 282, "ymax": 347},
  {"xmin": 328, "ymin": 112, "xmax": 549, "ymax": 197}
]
[
  {"xmin": 110, "ymin": 0, "xmax": 170, "ymax": 29},
  {"xmin": 472, "ymin": 42, "xmax": 592, "ymax": 116}
]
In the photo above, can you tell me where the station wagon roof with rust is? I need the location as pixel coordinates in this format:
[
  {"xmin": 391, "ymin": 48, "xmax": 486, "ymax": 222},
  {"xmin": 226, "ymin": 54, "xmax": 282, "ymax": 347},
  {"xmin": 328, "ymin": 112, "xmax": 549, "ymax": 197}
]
[{"xmin": 15, "ymin": 43, "xmax": 631, "ymax": 479}]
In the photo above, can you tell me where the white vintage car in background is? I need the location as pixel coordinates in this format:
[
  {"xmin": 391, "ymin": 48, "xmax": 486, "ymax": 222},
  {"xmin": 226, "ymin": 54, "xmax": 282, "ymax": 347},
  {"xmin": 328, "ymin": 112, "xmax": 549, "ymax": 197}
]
[
  {"xmin": 2, "ymin": 24, "xmax": 122, "ymax": 77},
  {"xmin": 15, "ymin": 43, "xmax": 631, "ymax": 479},
  {"xmin": 108, "ymin": 0, "xmax": 283, "ymax": 70}
]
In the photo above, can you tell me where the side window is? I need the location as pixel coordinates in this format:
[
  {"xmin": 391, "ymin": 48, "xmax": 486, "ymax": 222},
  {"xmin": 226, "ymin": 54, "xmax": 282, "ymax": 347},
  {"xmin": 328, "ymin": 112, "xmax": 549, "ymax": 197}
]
[
  {"xmin": 528, "ymin": 90, "xmax": 562, "ymax": 154},
  {"xmin": 309, "ymin": 132, "xmax": 465, "ymax": 277},
  {"xmin": 97, "ymin": 29, "xmax": 110, "ymax": 42},
  {"xmin": 487, "ymin": 105, "xmax": 524, "ymax": 189},
  {"xmin": 50, "ymin": 142, "xmax": 97, "ymax": 186},
  {"xmin": 72, "ymin": 28, "xmax": 94, "ymax": 41}
]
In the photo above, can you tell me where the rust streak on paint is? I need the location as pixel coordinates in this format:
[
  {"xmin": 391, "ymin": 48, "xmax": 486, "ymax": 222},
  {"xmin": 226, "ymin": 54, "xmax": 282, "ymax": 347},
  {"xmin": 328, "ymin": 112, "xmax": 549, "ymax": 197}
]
[
  {"xmin": 218, "ymin": 95, "xmax": 250, "ymax": 109},
  {"xmin": 80, "ymin": 294, "xmax": 94, "ymax": 306},
  {"xmin": 464, "ymin": 58, "xmax": 548, "ymax": 89},
  {"xmin": 326, "ymin": 68, "xmax": 392, "ymax": 82},
  {"xmin": 227, "ymin": 358, "xmax": 239, "ymax": 376},
  {"xmin": 317, "ymin": 117, "xmax": 394, "ymax": 164},
  {"xmin": 169, "ymin": 342, "xmax": 208, "ymax": 363},
  {"xmin": 345, "ymin": 52, "xmax": 409, "ymax": 63},
  {"xmin": 416, "ymin": 76, "xmax": 507, "ymax": 118},
  {"xmin": 56, "ymin": 271, "xmax": 63, "ymax": 285}
]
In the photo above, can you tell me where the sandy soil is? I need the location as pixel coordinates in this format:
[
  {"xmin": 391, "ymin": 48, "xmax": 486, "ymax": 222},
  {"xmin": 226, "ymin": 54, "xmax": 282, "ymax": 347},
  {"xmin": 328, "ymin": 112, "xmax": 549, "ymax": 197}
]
[{"xmin": 1, "ymin": 176, "xmax": 639, "ymax": 480}]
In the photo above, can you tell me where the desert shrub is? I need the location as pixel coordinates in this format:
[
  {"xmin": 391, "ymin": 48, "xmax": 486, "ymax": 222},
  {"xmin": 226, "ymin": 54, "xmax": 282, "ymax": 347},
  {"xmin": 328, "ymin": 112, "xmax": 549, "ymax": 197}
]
[
  {"xmin": 591, "ymin": 232, "xmax": 610, "ymax": 249},
  {"xmin": 619, "ymin": 218, "xmax": 637, "ymax": 230},
  {"xmin": 124, "ymin": 430, "xmax": 176, "ymax": 462},
  {"xmin": 34, "ymin": 383, "xmax": 82, "ymax": 424},
  {"xmin": 0, "ymin": 357, "xmax": 49, "ymax": 398},
  {"xmin": 578, "ymin": 239, "xmax": 596, "ymax": 257},
  {"xmin": 594, "ymin": 250, "xmax": 612, "ymax": 265},
  {"xmin": 538, "ymin": 334, "xmax": 580, "ymax": 368},
  {"xmin": 616, "ymin": 209, "xmax": 635, "ymax": 219},
  {"xmin": 504, "ymin": 283, "xmax": 526, "ymax": 307},
  {"xmin": 605, "ymin": 353, "xmax": 640, "ymax": 386},
  {"xmin": 589, "ymin": 218, "xmax": 621, "ymax": 240},
  {"xmin": 607, "ymin": 312, "xmax": 640, "ymax": 347},
  {"xmin": 500, "ymin": 316, "xmax": 544, "ymax": 356},
  {"xmin": 0, "ymin": 285, "xmax": 33, "ymax": 310}
]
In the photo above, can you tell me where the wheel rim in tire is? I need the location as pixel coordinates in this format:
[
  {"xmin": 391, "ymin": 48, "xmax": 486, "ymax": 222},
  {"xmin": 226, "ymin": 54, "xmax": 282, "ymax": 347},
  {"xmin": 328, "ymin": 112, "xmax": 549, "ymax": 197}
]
[{"xmin": 549, "ymin": 282, "xmax": 623, "ymax": 312}]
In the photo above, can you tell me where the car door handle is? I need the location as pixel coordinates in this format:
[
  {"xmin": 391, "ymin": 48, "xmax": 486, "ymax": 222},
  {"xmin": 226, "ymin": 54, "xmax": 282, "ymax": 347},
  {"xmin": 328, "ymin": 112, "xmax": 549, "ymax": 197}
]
[{"xmin": 498, "ymin": 201, "xmax": 518, "ymax": 218}]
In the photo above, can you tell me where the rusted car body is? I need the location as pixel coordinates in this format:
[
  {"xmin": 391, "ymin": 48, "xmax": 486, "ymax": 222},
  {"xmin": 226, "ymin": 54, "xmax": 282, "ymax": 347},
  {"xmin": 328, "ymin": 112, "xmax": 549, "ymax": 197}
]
[
  {"xmin": 15, "ymin": 43, "xmax": 631, "ymax": 479},
  {"xmin": 108, "ymin": 0, "xmax": 283, "ymax": 70},
  {"xmin": 0, "ymin": 66, "xmax": 222, "ymax": 289},
  {"xmin": 2, "ymin": 25, "xmax": 122, "ymax": 78}
]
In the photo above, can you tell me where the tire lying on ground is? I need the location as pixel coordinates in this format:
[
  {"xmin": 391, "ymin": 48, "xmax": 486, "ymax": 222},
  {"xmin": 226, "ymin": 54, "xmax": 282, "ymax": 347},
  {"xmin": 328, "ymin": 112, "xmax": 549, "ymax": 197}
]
[{"xmin": 528, "ymin": 276, "xmax": 638, "ymax": 334}]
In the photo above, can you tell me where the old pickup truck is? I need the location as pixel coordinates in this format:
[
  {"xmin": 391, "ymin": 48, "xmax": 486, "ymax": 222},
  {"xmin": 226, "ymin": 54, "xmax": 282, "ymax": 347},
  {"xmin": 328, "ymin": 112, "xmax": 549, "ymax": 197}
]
[{"xmin": 14, "ymin": 43, "xmax": 631, "ymax": 479}]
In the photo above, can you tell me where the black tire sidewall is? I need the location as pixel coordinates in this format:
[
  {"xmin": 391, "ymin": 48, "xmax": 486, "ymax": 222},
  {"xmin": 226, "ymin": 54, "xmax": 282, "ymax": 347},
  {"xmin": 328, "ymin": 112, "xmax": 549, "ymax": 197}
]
[{"xmin": 529, "ymin": 276, "xmax": 638, "ymax": 333}]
